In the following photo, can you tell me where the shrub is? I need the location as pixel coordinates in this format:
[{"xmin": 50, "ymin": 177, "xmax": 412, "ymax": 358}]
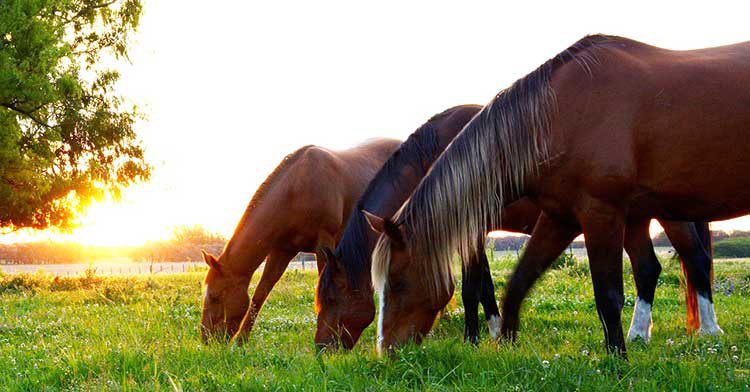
[
  {"xmin": 714, "ymin": 237, "xmax": 750, "ymax": 258},
  {"xmin": 550, "ymin": 250, "xmax": 577, "ymax": 270},
  {"xmin": 0, "ymin": 273, "xmax": 42, "ymax": 293}
]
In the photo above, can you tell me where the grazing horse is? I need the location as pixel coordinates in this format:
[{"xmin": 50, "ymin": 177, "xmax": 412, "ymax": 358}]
[
  {"xmin": 316, "ymin": 106, "xmax": 716, "ymax": 350},
  {"xmin": 315, "ymin": 105, "xmax": 522, "ymax": 348},
  {"xmin": 370, "ymin": 35, "xmax": 748, "ymax": 356},
  {"xmin": 200, "ymin": 138, "xmax": 401, "ymax": 342}
]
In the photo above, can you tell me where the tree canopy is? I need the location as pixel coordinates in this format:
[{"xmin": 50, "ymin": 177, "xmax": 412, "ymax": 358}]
[{"xmin": 0, "ymin": 0, "xmax": 148, "ymax": 230}]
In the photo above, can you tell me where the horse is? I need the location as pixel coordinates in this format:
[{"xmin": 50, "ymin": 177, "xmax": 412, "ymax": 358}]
[
  {"xmin": 369, "ymin": 34, "xmax": 749, "ymax": 356},
  {"xmin": 200, "ymin": 138, "xmax": 401, "ymax": 343},
  {"xmin": 315, "ymin": 105, "xmax": 521, "ymax": 349},
  {"xmin": 316, "ymin": 106, "xmax": 716, "ymax": 350}
]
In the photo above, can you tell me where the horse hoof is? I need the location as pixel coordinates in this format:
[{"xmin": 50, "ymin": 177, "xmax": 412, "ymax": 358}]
[
  {"xmin": 487, "ymin": 315, "xmax": 502, "ymax": 340},
  {"xmin": 699, "ymin": 325, "xmax": 724, "ymax": 336},
  {"xmin": 626, "ymin": 332, "xmax": 650, "ymax": 343}
]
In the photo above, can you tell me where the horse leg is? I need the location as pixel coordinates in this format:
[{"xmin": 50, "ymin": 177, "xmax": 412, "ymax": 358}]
[
  {"xmin": 477, "ymin": 244, "xmax": 502, "ymax": 340},
  {"xmin": 623, "ymin": 219, "xmax": 661, "ymax": 343},
  {"xmin": 232, "ymin": 248, "xmax": 298, "ymax": 344},
  {"xmin": 461, "ymin": 259, "xmax": 482, "ymax": 344},
  {"xmin": 461, "ymin": 236, "xmax": 500, "ymax": 344},
  {"xmin": 501, "ymin": 213, "xmax": 579, "ymax": 341},
  {"xmin": 579, "ymin": 202, "xmax": 627, "ymax": 356},
  {"xmin": 663, "ymin": 221, "xmax": 722, "ymax": 335}
]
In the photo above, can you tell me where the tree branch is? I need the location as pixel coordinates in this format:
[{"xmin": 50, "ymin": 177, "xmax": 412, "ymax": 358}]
[
  {"xmin": 63, "ymin": 1, "xmax": 118, "ymax": 24},
  {"xmin": 0, "ymin": 103, "xmax": 52, "ymax": 128}
]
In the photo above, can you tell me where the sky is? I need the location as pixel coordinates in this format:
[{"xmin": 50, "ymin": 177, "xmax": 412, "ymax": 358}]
[{"xmin": 5, "ymin": 0, "xmax": 750, "ymax": 246}]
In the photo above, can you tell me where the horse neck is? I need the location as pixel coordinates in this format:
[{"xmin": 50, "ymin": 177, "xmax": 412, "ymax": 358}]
[
  {"xmin": 221, "ymin": 203, "xmax": 278, "ymax": 276},
  {"xmin": 362, "ymin": 126, "xmax": 458, "ymax": 219}
]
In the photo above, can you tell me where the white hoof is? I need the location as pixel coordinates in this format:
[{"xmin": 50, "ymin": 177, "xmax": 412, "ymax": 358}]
[
  {"xmin": 699, "ymin": 324, "xmax": 724, "ymax": 336},
  {"xmin": 487, "ymin": 315, "xmax": 502, "ymax": 340},
  {"xmin": 627, "ymin": 297, "xmax": 653, "ymax": 343},
  {"xmin": 697, "ymin": 295, "xmax": 723, "ymax": 336}
]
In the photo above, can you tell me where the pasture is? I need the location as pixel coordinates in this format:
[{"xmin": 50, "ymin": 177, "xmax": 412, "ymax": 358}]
[{"xmin": 2, "ymin": 255, "xmax": 749, "ymax": 391}]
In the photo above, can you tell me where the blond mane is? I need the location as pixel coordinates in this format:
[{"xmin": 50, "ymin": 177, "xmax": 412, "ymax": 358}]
[{"xmin": 372, "ymin": 35, "xmax": 609, "ymax": 301}]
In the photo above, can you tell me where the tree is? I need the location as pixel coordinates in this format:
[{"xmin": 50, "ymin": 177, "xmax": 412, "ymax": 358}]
[
  {"xmin": 171, "ymin": 225, "xmax": 226, "ymax": 246},
  {"xmin": 0, "ymin": 0, "xmax": 149, "ymax": 230},
  {"xmin": 129, "ymin": 225, "xmax": 227, "ymax": 262},
  {"xmin": 714, "ymin": 237, "xmax": 750, "ymax": 259}
]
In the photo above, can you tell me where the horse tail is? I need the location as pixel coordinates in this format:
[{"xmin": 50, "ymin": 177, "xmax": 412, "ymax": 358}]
[
  {"xmin": 681, "ymin": 221, "xmax": 712, "ymax": 334},
  {"xmin": 680, "ymin": 254, "xmax": 699, "ymax": 334}
]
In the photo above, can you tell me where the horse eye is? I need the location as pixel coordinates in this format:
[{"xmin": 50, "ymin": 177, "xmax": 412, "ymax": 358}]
[
  {"xmin": 210, "ymin": 296, "xmax": 222, "ymax": 304},
  {"xmin": 390, "ymin": 280, "xmax": 407, "ymax": 293}
]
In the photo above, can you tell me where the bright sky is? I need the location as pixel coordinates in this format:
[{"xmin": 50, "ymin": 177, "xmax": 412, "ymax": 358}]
[{"xmin": 5, "ymin": 0, "xmax": 750, "ymax": 246}]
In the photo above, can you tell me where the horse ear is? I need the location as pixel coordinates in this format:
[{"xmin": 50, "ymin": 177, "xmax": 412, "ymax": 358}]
[
  {"xmin": 384, "ymin": 220, "xmax": 405, "ymax": 248},
  {"xmin": 318, "ymin": 246, "xmax": 341, "ymax": 270},
  {"xmin": 201, "ymin": 250, "xmax": 222, "ymax": 273},
  {"xmin": 362, "ymin": 210, "xmax": 386, "ymax": 234},
  {"xmin": 363, "ymin": 209, "xmax": 405, "ymax": 247}
]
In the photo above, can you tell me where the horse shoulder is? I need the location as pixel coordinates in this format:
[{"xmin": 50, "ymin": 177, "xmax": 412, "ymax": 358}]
[
  {"xmin": 288, "ymin": 146, "xmax": 346, "ymax": 225},
  {"xmin": 545, "ymin": 44, "xmax": 650, "ymax": 201}
]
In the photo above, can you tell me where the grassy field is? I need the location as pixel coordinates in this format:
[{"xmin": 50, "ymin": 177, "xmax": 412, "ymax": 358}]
[{"xmin": 1, "ymin": 256, "xmax": 750, "ymax": 391}]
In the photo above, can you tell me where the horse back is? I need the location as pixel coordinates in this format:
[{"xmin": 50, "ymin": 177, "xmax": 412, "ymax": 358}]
[
  {"xmin": 284, "ymin": 139, "xmax": 401, "ymax": 242},
  {"xmin": 545, "ymin": 37, "xmax": 750, "ymax": 221}
]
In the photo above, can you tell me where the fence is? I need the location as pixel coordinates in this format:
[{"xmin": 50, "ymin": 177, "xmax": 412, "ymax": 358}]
[{"xmin": 0, "ymin": 252, "xmax": 320, "ymax": 277}]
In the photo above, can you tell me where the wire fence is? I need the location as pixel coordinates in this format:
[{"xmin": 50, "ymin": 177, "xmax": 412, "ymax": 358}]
[{"xmin": 0, "ymin": 253, "xmax": 319, "ymax": 276}]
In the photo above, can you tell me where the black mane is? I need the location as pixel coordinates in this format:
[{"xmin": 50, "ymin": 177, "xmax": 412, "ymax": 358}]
[{"xmin": 329, "ymin": 105, "xmax": 473, "ymax": 289}]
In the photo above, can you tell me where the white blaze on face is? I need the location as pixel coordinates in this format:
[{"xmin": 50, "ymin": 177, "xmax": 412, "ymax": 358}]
[
  {"xmin": 376, "ymin": 288, "xmax": 386, "ymax": 355},
  {"xmin": 698, "ymin": 295, "xmax": 723, "ymax": 335},
  {"xmin": 487, "ymin": 315, "xmax": 502, "ymax": 340},
  {"xmin": 627, "ymin": 297, "xmax": 653, "ymax": 342},
  {"xmin": 204, "ymin": 284, "xmax": 210, "ymax": 303}
]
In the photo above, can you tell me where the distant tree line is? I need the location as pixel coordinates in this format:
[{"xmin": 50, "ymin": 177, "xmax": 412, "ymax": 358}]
[
  {"xmin": 0, "ymin": 242, "xmax": 89, "ymax": 264},
  {"xmin": 4, "ymin": 226, "xmax": 750, "ymax": 265},
  {"xmin": 489, "ymin": 229, "xmax": 750, "ymax": 253},
  {"xmin": 128, "ymin": 225, "xmax": 226, "ymax": 263},
  {"xmin": 0, "ymin": 225, "xmax": 226, "ymax": 264},
  {"xmin": 488, "ymin": 236, "xmax": 529, "ymax": 252},
  {"xmin": 714, "ymin": 237, "xmax": 750, "ymax": 258}
]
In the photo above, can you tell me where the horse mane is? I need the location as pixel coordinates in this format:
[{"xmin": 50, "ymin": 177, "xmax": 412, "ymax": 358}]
[
  {"xmin": 372, "ymin": 35, "xmax": 611, "ymax": 301},
  {"xmin": 223, "ymin": 146, "xmax": 314, "ymax": 256},
  {"xmin": 318, "ymin": 105, "xmax": 472, "ymax": 297}
]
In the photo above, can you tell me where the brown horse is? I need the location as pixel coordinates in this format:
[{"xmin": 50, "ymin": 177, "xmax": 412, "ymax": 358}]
[
  {"xmin": 316, "ymin": 107, "xmax": 716, "ymax": 350},
  {"xmin": 200, "ymin": 138, "xmax": 401, "ymax": 342},
  {"xmin": 370, "ymin": 35, "xmax": 748, "ymax": 356},
  {"xmin": 315, "ymin": 105, "xmax": 522, "ymax": 348}
]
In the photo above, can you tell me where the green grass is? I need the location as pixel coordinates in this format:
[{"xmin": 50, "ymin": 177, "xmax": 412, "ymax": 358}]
[{"xmin": 2, "ymin": 257, "xmax": 750, "ymax": 391}]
